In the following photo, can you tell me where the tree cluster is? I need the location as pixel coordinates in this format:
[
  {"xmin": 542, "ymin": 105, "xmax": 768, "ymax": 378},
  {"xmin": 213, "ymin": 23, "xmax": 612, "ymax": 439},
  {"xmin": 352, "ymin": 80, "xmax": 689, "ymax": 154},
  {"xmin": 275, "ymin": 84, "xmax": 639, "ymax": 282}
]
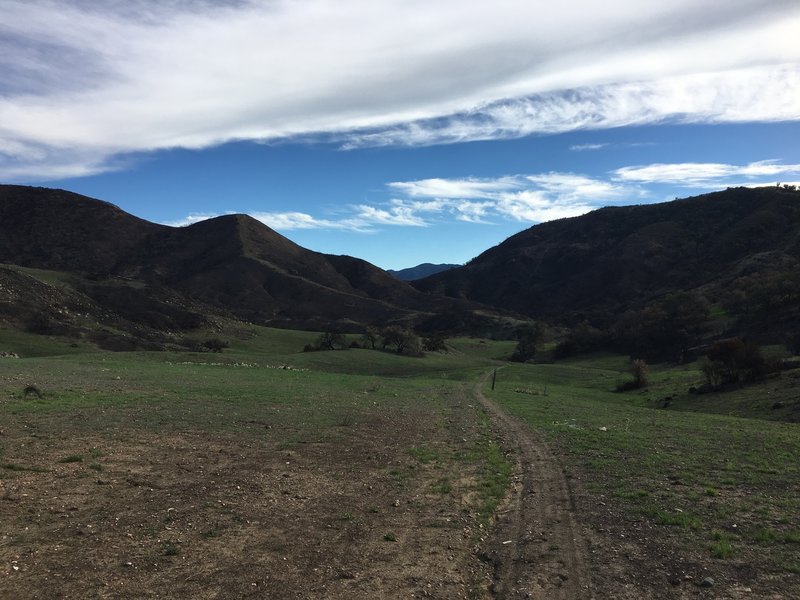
[
  {"xmin": 613, "ymin": 292, "xmax": 710, "ymax": 361},
  {"xmin": 510, "ymin": 322, "xmax": 543, "ymax": 362},
  {"xmin": 306, "ymin": 326, "xmax": 431, "ymax": 357},
  {"xmin": 701, "ymin": 337, "xmax": 766, "ymax": 388}
]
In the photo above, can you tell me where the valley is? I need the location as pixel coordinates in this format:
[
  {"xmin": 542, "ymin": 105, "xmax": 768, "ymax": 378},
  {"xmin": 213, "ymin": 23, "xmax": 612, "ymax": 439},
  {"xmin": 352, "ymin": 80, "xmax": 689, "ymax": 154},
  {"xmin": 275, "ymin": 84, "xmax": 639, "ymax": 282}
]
[{"xmin": 1, "ymin": 327, "xmax": 798, "ymax": 598}]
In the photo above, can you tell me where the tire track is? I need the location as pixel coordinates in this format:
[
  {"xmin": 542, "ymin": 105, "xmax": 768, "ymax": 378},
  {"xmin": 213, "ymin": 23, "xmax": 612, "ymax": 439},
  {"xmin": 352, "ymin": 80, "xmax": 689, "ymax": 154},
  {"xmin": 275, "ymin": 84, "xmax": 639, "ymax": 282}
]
[{"xmin": 476, "ymin": 376, "xmax": 594, "ymax": 599}]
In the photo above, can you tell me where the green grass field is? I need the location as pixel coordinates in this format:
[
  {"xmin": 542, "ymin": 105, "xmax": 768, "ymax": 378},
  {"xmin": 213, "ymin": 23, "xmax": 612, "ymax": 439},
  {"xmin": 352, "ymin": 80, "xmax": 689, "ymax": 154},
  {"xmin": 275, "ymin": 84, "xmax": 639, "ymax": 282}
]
[
  {"xmin": 2, "ymin": 325, "xmax": 799, "ymax": 594},
  {"xmin": 486, "ymin": 356, "xmax": 800, "ymax": 575}
]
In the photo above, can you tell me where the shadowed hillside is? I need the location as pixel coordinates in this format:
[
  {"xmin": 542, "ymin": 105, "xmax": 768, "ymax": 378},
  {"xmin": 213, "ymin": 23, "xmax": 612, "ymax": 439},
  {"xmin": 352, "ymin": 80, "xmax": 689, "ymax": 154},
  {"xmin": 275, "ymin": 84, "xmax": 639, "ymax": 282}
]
[
  {"xmin": 0, "ymin": 185, "xmax": 493, "ymax": 346},
  {"xmin": 414, "ymin": 186, "xmax": 800, "ymax": 337}
]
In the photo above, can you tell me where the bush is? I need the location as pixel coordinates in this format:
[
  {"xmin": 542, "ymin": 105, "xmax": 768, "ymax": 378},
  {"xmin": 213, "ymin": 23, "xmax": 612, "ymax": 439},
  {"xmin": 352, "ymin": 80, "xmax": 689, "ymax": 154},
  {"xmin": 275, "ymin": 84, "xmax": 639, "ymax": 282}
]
[
  {"xmin": 615, "ymin": 358, "xmax": 649, "ymax": 391},
  {"xmin": 705, "ymin": 337, "xmax": 766, "ymax": 384},
  {"xmin": 423, "ymin": 334, "xmax": 447, "ymax": 352},
  {"xmin": 203, "ymin": 338, "xmax": 229, "ymax": 353}
]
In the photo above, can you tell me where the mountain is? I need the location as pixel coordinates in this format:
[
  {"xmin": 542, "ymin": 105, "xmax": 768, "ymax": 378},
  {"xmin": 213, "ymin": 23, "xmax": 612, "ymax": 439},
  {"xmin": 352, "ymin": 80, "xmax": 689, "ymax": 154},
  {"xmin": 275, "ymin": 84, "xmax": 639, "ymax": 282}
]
[
  {"xmin": 0, "ymin": 185, "xmax": 500, "ymax": 349},
  {"xmin": 414, "ymin": 186, "xmax": 800, "ymax": 334},
  {"xmin": 388, "ymin": 263, "xmax": 459, "ymax": 281}
]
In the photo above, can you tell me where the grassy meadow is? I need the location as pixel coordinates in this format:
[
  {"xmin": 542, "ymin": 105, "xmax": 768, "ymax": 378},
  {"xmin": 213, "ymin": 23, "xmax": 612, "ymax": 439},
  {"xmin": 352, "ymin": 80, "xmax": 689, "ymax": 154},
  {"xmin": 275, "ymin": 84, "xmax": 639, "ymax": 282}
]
[
  {"xmin": 1, "ymin": 325, "xmax": 798, "ymax": 595},
  {"xmin": 485, "ymin": 354, "xmax": 800, "ymax": 577}
]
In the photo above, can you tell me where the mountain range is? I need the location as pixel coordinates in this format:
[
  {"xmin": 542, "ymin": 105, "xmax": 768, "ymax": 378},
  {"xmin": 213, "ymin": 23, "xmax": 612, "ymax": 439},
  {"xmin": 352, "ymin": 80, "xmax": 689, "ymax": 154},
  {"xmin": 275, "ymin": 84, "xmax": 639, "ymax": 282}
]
[
  {"xmin": 2, "ymin": 183, "xmax": 799, "ymax": 350},
  {"xmin": 388, "ymin": 263, "xmax": 459, "ymax": 281},
  {"xmin": 0, "ymin": 184, "xmax": 500, "ymax": 349}
]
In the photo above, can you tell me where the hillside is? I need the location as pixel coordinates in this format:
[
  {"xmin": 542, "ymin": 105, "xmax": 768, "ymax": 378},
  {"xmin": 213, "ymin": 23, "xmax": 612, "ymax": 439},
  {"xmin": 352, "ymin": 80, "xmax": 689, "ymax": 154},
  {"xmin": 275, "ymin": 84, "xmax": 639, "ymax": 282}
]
[
  {"xmin": 388, "ymin": 263, "xmax": 459, "ymax": 281},
  {"xmin": 0, "ymin": 185, "xmax": 493, "ymax": 348},
  {"xmin": 414, "ymin": 186, "xmax": 800, "ymax": 337}
]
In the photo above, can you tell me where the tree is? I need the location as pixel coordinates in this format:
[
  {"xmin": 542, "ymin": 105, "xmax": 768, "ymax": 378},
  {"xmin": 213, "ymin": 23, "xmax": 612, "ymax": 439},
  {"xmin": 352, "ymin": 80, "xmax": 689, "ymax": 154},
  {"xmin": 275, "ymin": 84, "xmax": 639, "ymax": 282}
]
[
  {"xmin": 705, "ymin": 337, "xmax": 766, "ymax": 384},
  {"xmin": 380, "ymin": 326, "xmax": 422, "ymax": 356},
  {"xmin": 360, "ymin": 326, "xmax": 380, "ymax": 349},
  {"xmin": 511, "ymin": 322, "xmax": 543, "ymax": 362},
  {"xmin": 316, "ymin": 331, "xmax": 347, "ymax": 351}
]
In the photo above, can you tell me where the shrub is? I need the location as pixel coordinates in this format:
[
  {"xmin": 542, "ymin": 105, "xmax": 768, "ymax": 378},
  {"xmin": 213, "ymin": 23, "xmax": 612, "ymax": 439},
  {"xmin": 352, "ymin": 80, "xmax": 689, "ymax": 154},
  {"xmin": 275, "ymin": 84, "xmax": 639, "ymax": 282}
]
[
  {"xmin": 203, "ymin": 338, "xmax": 229, "ymax": 353},
  {"xmin": 705, "ymin": 337, "xmax": 766, "ymax": 384},
  {"xmin": 615, "ymin": 358, "xmax": 649, "ymax": 391},
  {"xmin": 423, "ymin": 334, "xmax": 447, "ymax": 352}
]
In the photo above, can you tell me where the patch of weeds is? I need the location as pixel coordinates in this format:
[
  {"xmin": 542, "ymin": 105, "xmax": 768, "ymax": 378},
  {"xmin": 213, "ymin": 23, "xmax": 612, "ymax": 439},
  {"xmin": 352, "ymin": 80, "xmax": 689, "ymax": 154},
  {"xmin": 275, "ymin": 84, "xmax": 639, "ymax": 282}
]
[
  {"xmin": 340, "ymin": 512, "xmax": 354, "ymax": 521},
  {"xmin": 383, "ymin": 533, "xmax": 397, "ymax": 542},
  {"xmin": 201, "ymin": 528, "xmax": 221, "ymax": 539},
  {"xmin": 614, "ymin": 488, "xmax": 650, "ymax": 501},
  {"xmin": 784, "ymin": 531, "xmax": 800, "ymax": 544},
  {"xmin": 3, "ymin": 462, "xmax": 48, "ymax": 473},
  {"xmin": 754, "ymin": 528, "xmax": 780, "ymax": 544},
  {"xmin": 368, "ymin": 506, "xmax": 380, "ymax": 514},
  {"xmin": 709, "ymin": 530, "xmax": 734, "ymax": 559},
  {"xmin": 89, "ymin": 463, "xmax": 102, "ymax": 471},
  {"xmin": 431, "ymin": 477, "xmax": 452, "ymax": 494},
  {"xmin": 779, "ymin": 561, "xmax": 800, "ymax": 574},
  {"xmin": 473, "ymin": 440, "xmax": 512, "ymax": 524},
  {"xmin": 704, "ymin": 486, "xmax": 717, "ymax": 497},
  {"xmin": 752, "ymin": 528, "xmax": 800, "ymax": 545},
  {"xmin": 654, "ymin": 510, "xmax": 701, "ymax": 530},
  {"xmin": 408, "ymin": 446, "xmax": 438, "ymax": 464},
  {"xmin": 337, "ymin": 413, "xmax": 356, "ymax": 427},
  {"xmin": 388, "ymin": 468, "xmax": 411, "ymax": 485},
  {"xmin": 162, "ymin": 540, "xmax": 179, "ymax": 556},
  {"xmin": 59, "ymin": 454, "xmax": 83, "ymax": 463}
]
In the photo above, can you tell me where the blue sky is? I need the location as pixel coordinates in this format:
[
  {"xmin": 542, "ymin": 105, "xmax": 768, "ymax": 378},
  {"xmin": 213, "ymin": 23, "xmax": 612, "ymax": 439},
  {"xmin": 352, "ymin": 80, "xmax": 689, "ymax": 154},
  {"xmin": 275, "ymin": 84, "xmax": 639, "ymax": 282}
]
[{"xmin": 2, "ymin": 1, "xmax": 799, "ymax": 269}]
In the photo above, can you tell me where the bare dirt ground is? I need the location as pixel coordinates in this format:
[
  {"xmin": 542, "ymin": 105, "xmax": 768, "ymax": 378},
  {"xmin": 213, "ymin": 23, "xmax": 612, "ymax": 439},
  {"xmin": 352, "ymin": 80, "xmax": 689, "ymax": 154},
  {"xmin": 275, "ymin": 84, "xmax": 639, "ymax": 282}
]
[
  {"xmin": 476, "ymin": 382, "xmax": 594, "ymax": 599},
  {"xmin": 0, "ymin": 389, "xmax": 498, "ymax": 599},
  {"xmin": 3, "ymin": 375, "xmax": 796, "ymax": 599}
]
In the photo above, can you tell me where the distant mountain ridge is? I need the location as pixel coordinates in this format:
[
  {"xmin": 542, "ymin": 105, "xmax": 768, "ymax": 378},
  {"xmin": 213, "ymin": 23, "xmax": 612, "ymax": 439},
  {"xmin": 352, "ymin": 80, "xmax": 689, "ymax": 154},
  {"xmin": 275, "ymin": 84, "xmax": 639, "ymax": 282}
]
[
  {"xmin": 388, "ymin": 263, "xmax": 459, "ymax": 281},
  {"xmin": 0, "ymin": 185, "xmax": 495, "ymax": 348},
  {"xmin": 414, "ymin": 186, "xmax": 800, "ymax": 333},
  {"xmin": 3, "ymin": 184, "xmax": 799, "ymax": 351}
]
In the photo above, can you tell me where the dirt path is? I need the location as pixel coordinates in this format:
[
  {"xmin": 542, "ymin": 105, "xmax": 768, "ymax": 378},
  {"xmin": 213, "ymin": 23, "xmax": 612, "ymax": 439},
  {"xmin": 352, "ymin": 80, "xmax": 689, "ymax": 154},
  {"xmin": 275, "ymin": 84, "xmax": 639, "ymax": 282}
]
[{"xmin": 476, "ymin": 376, "xmax": 594, "ymax": 599}]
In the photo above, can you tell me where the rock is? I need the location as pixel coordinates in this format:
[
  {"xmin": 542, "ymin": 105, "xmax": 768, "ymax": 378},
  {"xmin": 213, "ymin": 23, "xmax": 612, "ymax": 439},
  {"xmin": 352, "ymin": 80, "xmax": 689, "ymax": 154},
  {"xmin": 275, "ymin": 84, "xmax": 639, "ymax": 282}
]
[{"xmin": 699, "ymin": 577, "xmax": 714, "ymax": 588}]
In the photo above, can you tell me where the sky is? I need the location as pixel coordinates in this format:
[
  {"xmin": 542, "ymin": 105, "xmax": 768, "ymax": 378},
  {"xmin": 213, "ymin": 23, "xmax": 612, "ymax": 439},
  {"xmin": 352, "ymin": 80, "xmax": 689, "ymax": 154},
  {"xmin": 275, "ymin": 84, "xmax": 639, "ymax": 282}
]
[{"xmin": 1, "ymin": 1, "xmax": 799, "ymax": 270}]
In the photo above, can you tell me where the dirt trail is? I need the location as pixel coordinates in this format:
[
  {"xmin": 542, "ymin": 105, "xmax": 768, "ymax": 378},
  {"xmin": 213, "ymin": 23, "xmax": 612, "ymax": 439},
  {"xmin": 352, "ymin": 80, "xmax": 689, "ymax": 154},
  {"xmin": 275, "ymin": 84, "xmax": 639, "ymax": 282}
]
[{"xmin": 476, "ymin": 376, "xmax": 594, "ymax": 599}]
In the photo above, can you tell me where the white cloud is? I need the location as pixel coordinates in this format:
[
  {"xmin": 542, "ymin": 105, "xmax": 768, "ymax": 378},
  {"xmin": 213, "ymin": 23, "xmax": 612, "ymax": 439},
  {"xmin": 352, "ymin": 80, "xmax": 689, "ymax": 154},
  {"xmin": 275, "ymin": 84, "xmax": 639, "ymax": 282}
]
[
  {"xmin": 387, "ymin": 177, "xmax": 521, "ymax": 199},
  {"xmin": 570, "ymin": 143, "xmax": 609, "ymax": 151},
  {"xmin": 614, "ymin": 160, "xmax": 800, "ymax": 186},
  {"xmin": 249, "ymin": 212, "xmax": 350, "ymax": 231},
  {"xmin": 1, "ymin": 0, "xmax": 799, "ymax": 179},
  {"xmin": 163, "ymin": 213, "xmax": 222, "ymax": 227}
]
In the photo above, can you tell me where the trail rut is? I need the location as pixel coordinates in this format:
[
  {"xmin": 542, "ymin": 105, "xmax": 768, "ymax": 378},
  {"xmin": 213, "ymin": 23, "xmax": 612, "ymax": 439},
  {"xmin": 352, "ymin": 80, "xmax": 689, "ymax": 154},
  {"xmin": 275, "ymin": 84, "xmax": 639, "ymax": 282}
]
[{"xmin": 476, "ymin": 376, "xmax": 594, "ymax": 599}]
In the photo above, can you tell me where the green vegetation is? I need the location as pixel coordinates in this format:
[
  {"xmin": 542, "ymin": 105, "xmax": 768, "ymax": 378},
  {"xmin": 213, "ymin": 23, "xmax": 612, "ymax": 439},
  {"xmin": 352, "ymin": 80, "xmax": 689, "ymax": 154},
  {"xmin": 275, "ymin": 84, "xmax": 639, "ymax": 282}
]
[
  {"xmin": 486, "ymin": 356, "xmax": 800, "ymax": 570},
  {"xmin": 2, "ymin": 325, "xmax": 798, "ymax": 581}
]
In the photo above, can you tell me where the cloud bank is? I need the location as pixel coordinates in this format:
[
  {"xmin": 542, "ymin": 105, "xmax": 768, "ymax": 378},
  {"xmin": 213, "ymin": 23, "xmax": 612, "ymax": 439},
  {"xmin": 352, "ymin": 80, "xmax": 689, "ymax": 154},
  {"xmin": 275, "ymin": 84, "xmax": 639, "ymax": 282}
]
[
  {"xmin": 166, "ymin": 160, "xmax": 800, "ymax": 231},
  {"xmin": 1, "ymin": 0, "xmax": 799, "ymax": 180}
]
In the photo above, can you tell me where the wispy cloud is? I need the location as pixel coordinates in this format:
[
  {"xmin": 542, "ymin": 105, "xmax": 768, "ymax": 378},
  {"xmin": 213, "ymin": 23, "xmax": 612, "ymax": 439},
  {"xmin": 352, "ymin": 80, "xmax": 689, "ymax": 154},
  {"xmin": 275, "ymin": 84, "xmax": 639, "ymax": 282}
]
[
  {"xmin": 570, "ymin": 143, "xmax": 610, "ymax": 152},
  {"xmin": 614, "ymin": 160, "xmax": 800, "ymax": 186},
  {"xmin": 1, "ymin": 0, "xmax": 799, "ymax": 180},
  {"xmin": 166, "ymin": 159, "xmax": 800, "ymax": 233}
]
